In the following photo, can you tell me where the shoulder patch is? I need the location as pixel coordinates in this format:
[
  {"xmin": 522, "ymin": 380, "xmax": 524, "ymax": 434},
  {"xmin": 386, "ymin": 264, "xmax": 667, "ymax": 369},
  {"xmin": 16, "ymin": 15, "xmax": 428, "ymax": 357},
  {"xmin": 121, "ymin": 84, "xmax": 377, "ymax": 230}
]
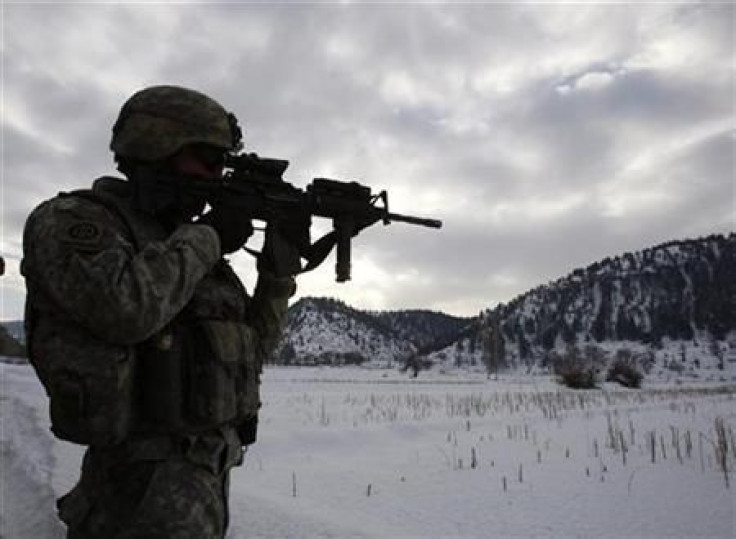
[
  {"xmin": 68, "ymin": 222, "xmax": 101, "ymax": 241},
  {"xmin": 60, "ymin": 221, "xmax": 105, "ymax": 250}
]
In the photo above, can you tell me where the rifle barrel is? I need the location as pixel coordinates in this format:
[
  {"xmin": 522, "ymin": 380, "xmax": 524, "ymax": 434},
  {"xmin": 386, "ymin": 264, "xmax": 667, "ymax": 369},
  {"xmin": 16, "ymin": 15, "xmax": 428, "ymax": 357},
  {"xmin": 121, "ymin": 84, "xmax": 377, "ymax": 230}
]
[{"xmin": 386, "ymin": 212, "xmax": 443, "ymax": 229}]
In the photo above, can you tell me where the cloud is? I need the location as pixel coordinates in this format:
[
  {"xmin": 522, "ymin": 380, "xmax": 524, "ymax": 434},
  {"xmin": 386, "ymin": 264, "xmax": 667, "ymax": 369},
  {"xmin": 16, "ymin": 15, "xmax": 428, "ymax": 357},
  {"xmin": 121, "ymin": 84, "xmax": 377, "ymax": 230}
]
[{"xmin": 2, "ymin": 3, "xmax": 733, "ymax": 320}]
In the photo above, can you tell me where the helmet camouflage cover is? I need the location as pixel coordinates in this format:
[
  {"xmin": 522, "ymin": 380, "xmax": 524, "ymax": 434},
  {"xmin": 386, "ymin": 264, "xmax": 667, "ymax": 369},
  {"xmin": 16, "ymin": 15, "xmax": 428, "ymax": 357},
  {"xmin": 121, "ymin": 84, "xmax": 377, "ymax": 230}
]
[{"xmin": 110, "ymin": 85, "xmax": 242, "ymax": 162}]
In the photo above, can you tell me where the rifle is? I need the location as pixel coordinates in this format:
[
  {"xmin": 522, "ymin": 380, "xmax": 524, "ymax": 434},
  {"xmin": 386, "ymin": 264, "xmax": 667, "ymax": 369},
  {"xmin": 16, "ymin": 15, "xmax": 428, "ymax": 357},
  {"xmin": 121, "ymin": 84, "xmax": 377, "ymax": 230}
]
[{"xmin": 207, "ymin": 152, "xmax": 443, "ymax": 282}]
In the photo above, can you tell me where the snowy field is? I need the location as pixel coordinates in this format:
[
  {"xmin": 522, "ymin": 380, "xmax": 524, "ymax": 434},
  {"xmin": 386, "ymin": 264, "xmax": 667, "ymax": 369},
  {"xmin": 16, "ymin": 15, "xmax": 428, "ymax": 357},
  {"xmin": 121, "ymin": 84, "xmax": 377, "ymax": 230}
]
[{"xmin": 2, "ymin": 361, "xmax": 735, "ymax": 538}]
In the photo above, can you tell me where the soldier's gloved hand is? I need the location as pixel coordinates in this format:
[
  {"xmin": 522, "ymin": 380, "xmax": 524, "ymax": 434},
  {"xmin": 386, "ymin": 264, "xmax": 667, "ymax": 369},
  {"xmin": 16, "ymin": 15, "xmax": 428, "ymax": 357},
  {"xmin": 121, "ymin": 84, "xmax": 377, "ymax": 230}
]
[
  {"xmin": 257, "ymin": 225, "xmax": 302, "ymax": 277},
  {"xmin": 275, "ymin": 214, "xmax": 311, "ymax": 252},
  {"xmin": 198, "ymin": 205, "xmax": 254, "ymax": 255}
]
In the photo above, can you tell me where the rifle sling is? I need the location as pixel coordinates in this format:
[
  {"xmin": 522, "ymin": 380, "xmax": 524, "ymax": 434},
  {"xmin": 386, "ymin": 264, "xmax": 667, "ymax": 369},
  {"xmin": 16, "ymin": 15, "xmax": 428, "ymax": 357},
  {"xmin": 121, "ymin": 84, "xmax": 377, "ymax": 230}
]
[{"xmin": 244, "ymin": 231, "xmax": 337, "ymax": 275}]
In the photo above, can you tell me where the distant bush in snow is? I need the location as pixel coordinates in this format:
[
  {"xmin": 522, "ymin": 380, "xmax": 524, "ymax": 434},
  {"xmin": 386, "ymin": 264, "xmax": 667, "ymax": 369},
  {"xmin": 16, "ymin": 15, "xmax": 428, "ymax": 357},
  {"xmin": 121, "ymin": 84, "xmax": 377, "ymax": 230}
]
[
  {"xmin": 606, "ymin": 358, "xmax": 643, "ymax": 388},
  {"xmin": 552, "ymin": 346, "xmax": 600, "ymax": 389}
]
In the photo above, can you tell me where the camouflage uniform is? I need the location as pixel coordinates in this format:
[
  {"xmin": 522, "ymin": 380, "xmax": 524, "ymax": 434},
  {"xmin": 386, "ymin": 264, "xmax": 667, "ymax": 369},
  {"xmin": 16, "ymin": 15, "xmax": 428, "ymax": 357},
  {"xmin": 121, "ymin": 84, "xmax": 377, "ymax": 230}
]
[{"xmin": 22, "ymin": 173, "xmax": 294, "ymax": 537}]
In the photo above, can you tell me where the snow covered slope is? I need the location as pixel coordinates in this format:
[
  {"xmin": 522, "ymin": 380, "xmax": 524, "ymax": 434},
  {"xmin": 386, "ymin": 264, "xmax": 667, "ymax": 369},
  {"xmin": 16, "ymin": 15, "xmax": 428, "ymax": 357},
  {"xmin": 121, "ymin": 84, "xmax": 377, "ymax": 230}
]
[
  {"xmin": 273, "ymin": 297, "xmax": 470, "ymax": 367},
  {"xmin": 428, "ymin": 233, "xmax": 736, "ymax": 379}
]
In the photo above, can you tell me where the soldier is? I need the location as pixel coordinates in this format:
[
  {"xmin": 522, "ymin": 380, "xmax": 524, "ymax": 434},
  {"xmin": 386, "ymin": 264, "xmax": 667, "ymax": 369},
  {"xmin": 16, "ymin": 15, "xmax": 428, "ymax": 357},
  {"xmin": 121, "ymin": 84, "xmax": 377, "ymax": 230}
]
[{"xmin": 21, "ymin": 85, "xmax": 316, "ymax": 537}]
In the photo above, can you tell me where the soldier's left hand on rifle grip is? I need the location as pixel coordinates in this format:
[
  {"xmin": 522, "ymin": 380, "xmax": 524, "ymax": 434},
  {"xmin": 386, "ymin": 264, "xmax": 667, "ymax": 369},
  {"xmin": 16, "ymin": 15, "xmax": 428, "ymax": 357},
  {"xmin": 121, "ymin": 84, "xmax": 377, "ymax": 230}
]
[
  {"xmin": 274, "ymin": 215, "xmax": 311, "ymax": 252},
  {"xmin": 198, "ymin": 204, "xmax": 254, "ymax": 255},
  {"xmin": 257, "ymin": 225, "xmax": 303, "ymax": 277}
]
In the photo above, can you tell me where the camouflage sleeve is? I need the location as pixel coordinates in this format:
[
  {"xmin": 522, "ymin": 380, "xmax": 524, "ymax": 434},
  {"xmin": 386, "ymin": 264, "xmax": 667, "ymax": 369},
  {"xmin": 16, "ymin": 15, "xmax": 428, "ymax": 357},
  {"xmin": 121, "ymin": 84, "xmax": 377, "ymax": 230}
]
[
  {"xmin": 22, "ymin": 195, "xmax": 221, "ymax": 344},
  {"xmin": 247, "ymin": 271, "xmax": 296, "ymax": 360}
]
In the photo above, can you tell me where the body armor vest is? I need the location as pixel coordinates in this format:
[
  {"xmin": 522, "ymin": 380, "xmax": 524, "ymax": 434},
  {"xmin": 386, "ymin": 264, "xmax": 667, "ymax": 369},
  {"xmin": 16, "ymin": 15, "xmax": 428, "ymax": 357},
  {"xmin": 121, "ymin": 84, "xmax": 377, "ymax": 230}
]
[{"xmin": 24, "ymin": 178, "xmax": 261, "ymax": 446}]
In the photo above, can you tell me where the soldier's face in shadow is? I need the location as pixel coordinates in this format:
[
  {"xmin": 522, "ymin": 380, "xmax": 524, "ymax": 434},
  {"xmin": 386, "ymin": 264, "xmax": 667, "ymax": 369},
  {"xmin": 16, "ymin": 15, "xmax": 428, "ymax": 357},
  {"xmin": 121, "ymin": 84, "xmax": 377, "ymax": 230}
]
[{"xmin": 171, "ymin": 144, "xmax": 225, "ymax": 181}]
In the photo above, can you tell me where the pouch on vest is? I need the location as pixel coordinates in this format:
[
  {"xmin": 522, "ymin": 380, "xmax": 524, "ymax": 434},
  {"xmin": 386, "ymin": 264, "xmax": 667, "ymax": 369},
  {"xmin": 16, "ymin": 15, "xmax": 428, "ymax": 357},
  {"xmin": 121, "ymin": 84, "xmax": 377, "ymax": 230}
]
[
  {"xmin": 188, "ymin": 320, "xmax": 261, "ymax": 426},
  {"xmin": 137, "ymin": 327, "xmax": 188, "ymax": 431},
  {"xmin": 29, "ymin": 323, "xmax": 136, "ymax": 446}
]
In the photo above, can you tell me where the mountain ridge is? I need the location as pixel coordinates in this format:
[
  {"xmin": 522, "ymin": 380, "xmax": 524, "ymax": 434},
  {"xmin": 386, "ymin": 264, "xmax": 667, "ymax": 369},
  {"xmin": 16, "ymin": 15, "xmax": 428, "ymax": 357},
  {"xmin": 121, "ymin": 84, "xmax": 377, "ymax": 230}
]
[
  {"xmin": 271, "ymin": 232, "xmax": 735, "ymax": 380},
  {"xmin": 427, "ymin": 232, "xmax": 735, "ymax": 378},
  {"xmin": 272, "ymin": 296, "xmax": 472, "ymax": 366},
  {"xmin": 4, "ymin": 233, "xmax": 734, "ymax": 380}
]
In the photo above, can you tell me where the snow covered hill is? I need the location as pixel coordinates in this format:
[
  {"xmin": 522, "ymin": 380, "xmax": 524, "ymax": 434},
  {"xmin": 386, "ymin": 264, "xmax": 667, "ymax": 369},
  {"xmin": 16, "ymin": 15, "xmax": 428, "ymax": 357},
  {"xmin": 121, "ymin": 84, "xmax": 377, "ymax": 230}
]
[
  {"xmin": 272, "ymin": 297, "xmax": 471, "ymax": 367},
  {"xmin": 4, "ymin": 233, "xmax": 733, "ymax": 382},
  {"xmin": 1, "ymin": 320, "xmax": 25, "ymax": 344},
  {"xmin": 427, "ymin": 233, "xmax": 736, "ymax": 380},
  {"xmin": 0, "ymin": 324, "xmax": 24, "ymax": 358}
]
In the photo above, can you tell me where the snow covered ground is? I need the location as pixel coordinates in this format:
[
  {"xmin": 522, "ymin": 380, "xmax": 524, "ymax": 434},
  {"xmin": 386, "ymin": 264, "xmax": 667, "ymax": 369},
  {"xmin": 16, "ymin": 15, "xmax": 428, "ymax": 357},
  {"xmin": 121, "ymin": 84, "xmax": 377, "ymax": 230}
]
[{"xmin": 2, "ymin": 361, "xmax": 735, "ymax": 538}]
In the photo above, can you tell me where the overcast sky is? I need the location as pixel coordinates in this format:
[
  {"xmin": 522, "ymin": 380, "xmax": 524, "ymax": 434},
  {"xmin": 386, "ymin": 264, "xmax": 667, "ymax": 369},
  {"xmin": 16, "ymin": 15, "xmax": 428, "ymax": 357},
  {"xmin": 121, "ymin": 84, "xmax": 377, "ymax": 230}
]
[{"xmin": 1, "ymin": 1, "xmax": 734, "ymax": 320}]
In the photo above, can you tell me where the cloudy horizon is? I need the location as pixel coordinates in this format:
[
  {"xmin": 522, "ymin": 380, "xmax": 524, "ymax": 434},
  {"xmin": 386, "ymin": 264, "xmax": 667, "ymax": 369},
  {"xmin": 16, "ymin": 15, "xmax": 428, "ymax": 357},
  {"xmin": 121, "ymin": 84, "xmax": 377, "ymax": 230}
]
[{"xmin": 1, "ymin": 1, "xmax": 734, "ymax": 320}]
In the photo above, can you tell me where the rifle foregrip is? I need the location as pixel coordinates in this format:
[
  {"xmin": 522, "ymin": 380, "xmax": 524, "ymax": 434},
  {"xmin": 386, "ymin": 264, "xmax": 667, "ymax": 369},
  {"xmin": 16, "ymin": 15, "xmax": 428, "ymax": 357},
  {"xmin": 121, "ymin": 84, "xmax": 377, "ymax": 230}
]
[{"xmin": 335, "ymin": 219, "xmax": 353, "ymax": 282}]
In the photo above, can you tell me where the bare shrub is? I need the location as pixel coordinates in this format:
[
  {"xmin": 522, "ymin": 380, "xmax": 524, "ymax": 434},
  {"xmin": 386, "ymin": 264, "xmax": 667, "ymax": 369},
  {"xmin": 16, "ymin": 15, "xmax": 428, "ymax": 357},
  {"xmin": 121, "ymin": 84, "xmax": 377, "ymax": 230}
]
[
  {"xmin": 553, "ymin": 346, "xmax": 599, "ymax": 389},
  {"xmin": 606, "ymin": 351, "xmax": 644, "ymax": 388}
]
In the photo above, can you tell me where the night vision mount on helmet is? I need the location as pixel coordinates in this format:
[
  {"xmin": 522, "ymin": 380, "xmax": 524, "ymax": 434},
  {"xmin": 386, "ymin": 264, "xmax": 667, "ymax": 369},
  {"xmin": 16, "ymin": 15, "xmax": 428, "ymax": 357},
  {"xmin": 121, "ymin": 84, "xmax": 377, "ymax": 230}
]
[{"xmin": 110, "ymin": 85, "xmax": 243, "ymax": 162}]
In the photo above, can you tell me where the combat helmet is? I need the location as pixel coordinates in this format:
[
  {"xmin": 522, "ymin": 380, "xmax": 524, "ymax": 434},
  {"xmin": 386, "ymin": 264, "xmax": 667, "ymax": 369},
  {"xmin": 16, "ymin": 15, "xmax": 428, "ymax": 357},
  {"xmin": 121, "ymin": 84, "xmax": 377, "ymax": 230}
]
[{"xmin": 110, "ymin": 85, "xmax": 242, "ymax": 162}]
